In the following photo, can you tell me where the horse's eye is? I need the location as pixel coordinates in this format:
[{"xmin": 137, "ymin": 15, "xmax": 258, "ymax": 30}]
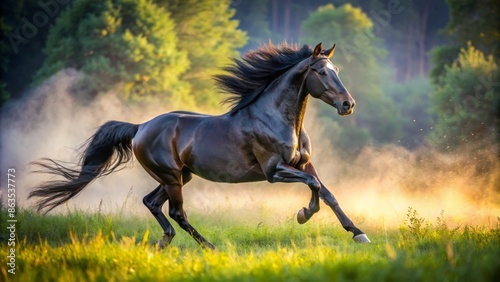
[{"xmin": 319, "ymin": 69, "xmax": 326, "ymax": 75}]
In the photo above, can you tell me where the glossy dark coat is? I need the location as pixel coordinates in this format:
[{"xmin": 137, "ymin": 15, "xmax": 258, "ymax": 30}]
[{"xmin": 29, "ymin": 43, "xmax": 367, "ymax": 248}]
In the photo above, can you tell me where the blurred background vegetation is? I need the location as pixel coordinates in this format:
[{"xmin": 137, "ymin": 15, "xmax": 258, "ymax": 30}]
[{"xmin": 1, "ymin": 0, "xmax": 498, "ymax": 155}]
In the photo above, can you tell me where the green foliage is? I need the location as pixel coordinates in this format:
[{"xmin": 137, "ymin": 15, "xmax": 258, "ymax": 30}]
[
  {"xmin": 429, "ymin": 45, "xmax": 461, "ymax": 84},
  {"xmin": 429, "ymin": 43, "xmax": 499, "ymax": 149},
  {"xmin": 302, "ymin": 4, "xmax": 382, "ymax": 62},
  {"xmin": 428, "ymin": 0, "xmax": 500, "ymax": 152},
  {"xmin": 33, "ymin": 0, "xmax": 246, "ymax": 108},
  {"xmin": 400, "ymin": 207, "xmax": 430, "ymax": 241},
  {"xmin": 35, "ymin": 0, "xmax": 193, "ymax": 104},
  {"xmin": 157, "ymin": 0, "xmax": 247, "ymax": 110},
  {"xmin": 1, "ymin": 208, "xmax": 499, "ymax": 281},
  {"xmin": 445, "ymin": 0, "xmax": 500, "ymax": 59},
  {"xmin": 302, "ymin": 4, "xmax": 401, "ymax": 152}
]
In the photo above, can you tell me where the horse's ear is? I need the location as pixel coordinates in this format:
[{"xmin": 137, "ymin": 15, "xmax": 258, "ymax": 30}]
[
  {"xmin": 325, "ymin": 43, "xmax": 336, "ymax": 58},
  {"xmin": 313, "ymin": 43, "xmax": 323, "ymax": 58}
]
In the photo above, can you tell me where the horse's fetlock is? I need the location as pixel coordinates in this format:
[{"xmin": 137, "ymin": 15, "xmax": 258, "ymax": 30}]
[
  {"xmin": 165, "ymin": 228, "xmax": 176, "ymax": 238},
  {"xmin": 308, "ymin": 177, "xmax": 321, "ymax": 191},
  {"xmin": 169, "ymin": 209, "xmax": 184, "ymax": 221}
]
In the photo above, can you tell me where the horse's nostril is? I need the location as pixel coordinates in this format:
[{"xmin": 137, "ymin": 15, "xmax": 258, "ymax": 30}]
[{"xmin": 342, "ymin": 101, "xmax": 351, "ymax": 111}]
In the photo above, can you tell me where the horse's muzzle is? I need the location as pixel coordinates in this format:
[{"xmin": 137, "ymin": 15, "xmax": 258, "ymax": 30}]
[{"xmin": 334, "ymin": 100, "xmax": 355, "ymax": 116}]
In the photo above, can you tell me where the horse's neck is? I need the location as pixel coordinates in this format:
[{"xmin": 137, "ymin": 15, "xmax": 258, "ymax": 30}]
[{"xmin": 252, "ymin": 63, "xmax": 309, "ymax": 133}]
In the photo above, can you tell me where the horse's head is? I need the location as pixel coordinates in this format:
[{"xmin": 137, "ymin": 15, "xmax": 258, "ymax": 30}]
[{"xmin": 306, "ymin": 43, "xmax": 355, "ymax": 116}]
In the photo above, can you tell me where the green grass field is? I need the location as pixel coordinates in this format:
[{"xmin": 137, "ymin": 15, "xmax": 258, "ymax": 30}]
[{"xmin": 1, "ymin": 207, "xmax": 499, "ymax": 282}]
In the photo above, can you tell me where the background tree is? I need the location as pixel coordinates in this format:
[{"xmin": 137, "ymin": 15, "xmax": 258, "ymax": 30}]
[
  {"xmin": 35, "ymin": 0, "xmax": 192, "ymax": 104},
  {"xmin": 4, "ymin": 0, "xmax": 497, "ymax": 154},
  {"xmin": 302, "ymin": 4, "xmax": 401, "ymax": 152},
  {"xmin": 444, "ymin": 0, "xmax": 500, "ymax": 59},
  {"xmin": 429, "ymin": 43, "xmax": 499, "ymax": 149},
  {"xmin": 233, "ymin": 0, "xmax": 449, "ymax": 82},
  {"xmin": 430, "ymin": 0, "xmax": 499, "ymax": 83},
  {"xmin": 0, "ymin": 0, "xmax": 70, "ymax": 106},
  {"xmin": 429, "ymin": 0, "xmax": 499, "ymax": 152},
  {"xmin": 157, "ymin": 0, "xmax": 247, "ymax": 111}
]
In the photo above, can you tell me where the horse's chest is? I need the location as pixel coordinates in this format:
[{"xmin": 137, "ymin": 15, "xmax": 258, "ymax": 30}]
[
  {"xmin": 282, "ymin": 132, "xmax": 309, "ymax": 167},
  {"xmin": 255, "ymin": 124, "xmax": 310, "ymax": 168}
]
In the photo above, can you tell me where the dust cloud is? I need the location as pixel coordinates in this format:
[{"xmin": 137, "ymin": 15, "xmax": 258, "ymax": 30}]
[
  {"xmin": 0, "ymin": 69, "xmax": 170, "ymax": 213},
  {"xmin": 0, "ymin": 69, "xmax": 498, "ymax": 229}
]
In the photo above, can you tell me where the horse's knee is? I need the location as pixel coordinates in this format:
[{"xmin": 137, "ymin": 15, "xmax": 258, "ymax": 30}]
[
  {"xmin": 142, "ymin": 194, "xmax": 150, "ymax": 206},
  {"xmin": 143, "ymin": 195, "xmax": 151, "ymax": 208},
  {"xmin": 143, "ymin": 185, "xmax": 168, "ymax": 214},
  {"xmin": 143, "ymin": 195, "xmax": 162, "ymax": 214}
]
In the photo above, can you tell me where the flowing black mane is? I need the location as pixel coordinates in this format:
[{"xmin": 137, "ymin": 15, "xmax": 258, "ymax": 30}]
[{"xmin": 215, "ymin": 42, "xmax": 313, "ymax": 113}]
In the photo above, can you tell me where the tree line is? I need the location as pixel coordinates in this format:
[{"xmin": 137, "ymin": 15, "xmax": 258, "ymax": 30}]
[{"xmin": 1, "ymin": 0, "xmax": 498, "ymax": 154}]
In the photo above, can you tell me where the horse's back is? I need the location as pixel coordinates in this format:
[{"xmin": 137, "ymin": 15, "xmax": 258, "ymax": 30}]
[
  {"xmin": 170, "ymin": 110, "xmax": 212, "ymax": 117},
  {"xmin": 136, "ymin": 111, "xmax": 211, "ymax": 136}
]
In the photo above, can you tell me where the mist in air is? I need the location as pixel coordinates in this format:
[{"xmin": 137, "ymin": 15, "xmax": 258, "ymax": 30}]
[
  {"xmin": 0, "ymin": 69, "xmax": 498, "ymax": 229},
  {"xmin": 1, "ymin": 0, "xmax": 498, "ymax": 232}
]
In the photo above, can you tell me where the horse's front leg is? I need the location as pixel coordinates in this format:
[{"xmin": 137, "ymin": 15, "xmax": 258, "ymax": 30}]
[
  {"xmin": 304, "ymin": 162, "xmax": 371, "ymax": 243},
  {"xmin": 269, "ymin": 160, "xmax": 321, "ymax": 222}
]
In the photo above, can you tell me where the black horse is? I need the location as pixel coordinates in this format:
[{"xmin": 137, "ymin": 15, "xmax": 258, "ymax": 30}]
[{"xmin": 29, "ymin": 42, "xmax": 370, "ymax": 249}]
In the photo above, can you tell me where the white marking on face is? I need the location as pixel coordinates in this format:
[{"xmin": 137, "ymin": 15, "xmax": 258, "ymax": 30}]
[{"xmin": 326, "ymin": 62, "xmax": 339, "ymax": 73}]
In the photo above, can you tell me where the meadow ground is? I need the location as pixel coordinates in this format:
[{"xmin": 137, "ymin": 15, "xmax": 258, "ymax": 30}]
[{"xmin": 0, "ymin": 207, "xmax": 499, "ymax": 282}]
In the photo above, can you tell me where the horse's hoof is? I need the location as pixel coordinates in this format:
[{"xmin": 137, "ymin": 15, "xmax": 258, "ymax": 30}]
[
  {"xmin": 157, "ymin": 239, "xmax": 167, "ymax": 250},
  {"xmin": 157, "ymin": 234, "xmax": 174, "ymax": 250},
  {"xmin": 353, "ymin": 233, "xmax": 371, "ymax": 243},
  {"xmin": 296, "ymin": 208, "xmax": 307, "ymax": 224},
  {"xmin": 203, "ymin": 242, "xmax": 216, "ymax": 250}
]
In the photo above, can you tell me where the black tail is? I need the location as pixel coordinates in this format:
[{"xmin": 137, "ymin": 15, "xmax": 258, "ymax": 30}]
[{"xmin": 28, "ymin": 121, "xmax": 139, "ymax": 213}]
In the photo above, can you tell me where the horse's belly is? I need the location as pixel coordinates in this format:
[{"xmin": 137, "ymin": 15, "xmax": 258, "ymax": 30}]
[{"xmin": 189, "ymin": 163, "xmax": 266, "ymax": 183}]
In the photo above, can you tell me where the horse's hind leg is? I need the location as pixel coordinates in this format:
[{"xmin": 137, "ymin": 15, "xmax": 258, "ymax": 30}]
[
  {"xmin": 143, "ymin": 185, "xmax": 176, "ymax": 249},
  {"xmin": 164, "ymin": 174, "xmax": 215, "ymax": 249}
]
